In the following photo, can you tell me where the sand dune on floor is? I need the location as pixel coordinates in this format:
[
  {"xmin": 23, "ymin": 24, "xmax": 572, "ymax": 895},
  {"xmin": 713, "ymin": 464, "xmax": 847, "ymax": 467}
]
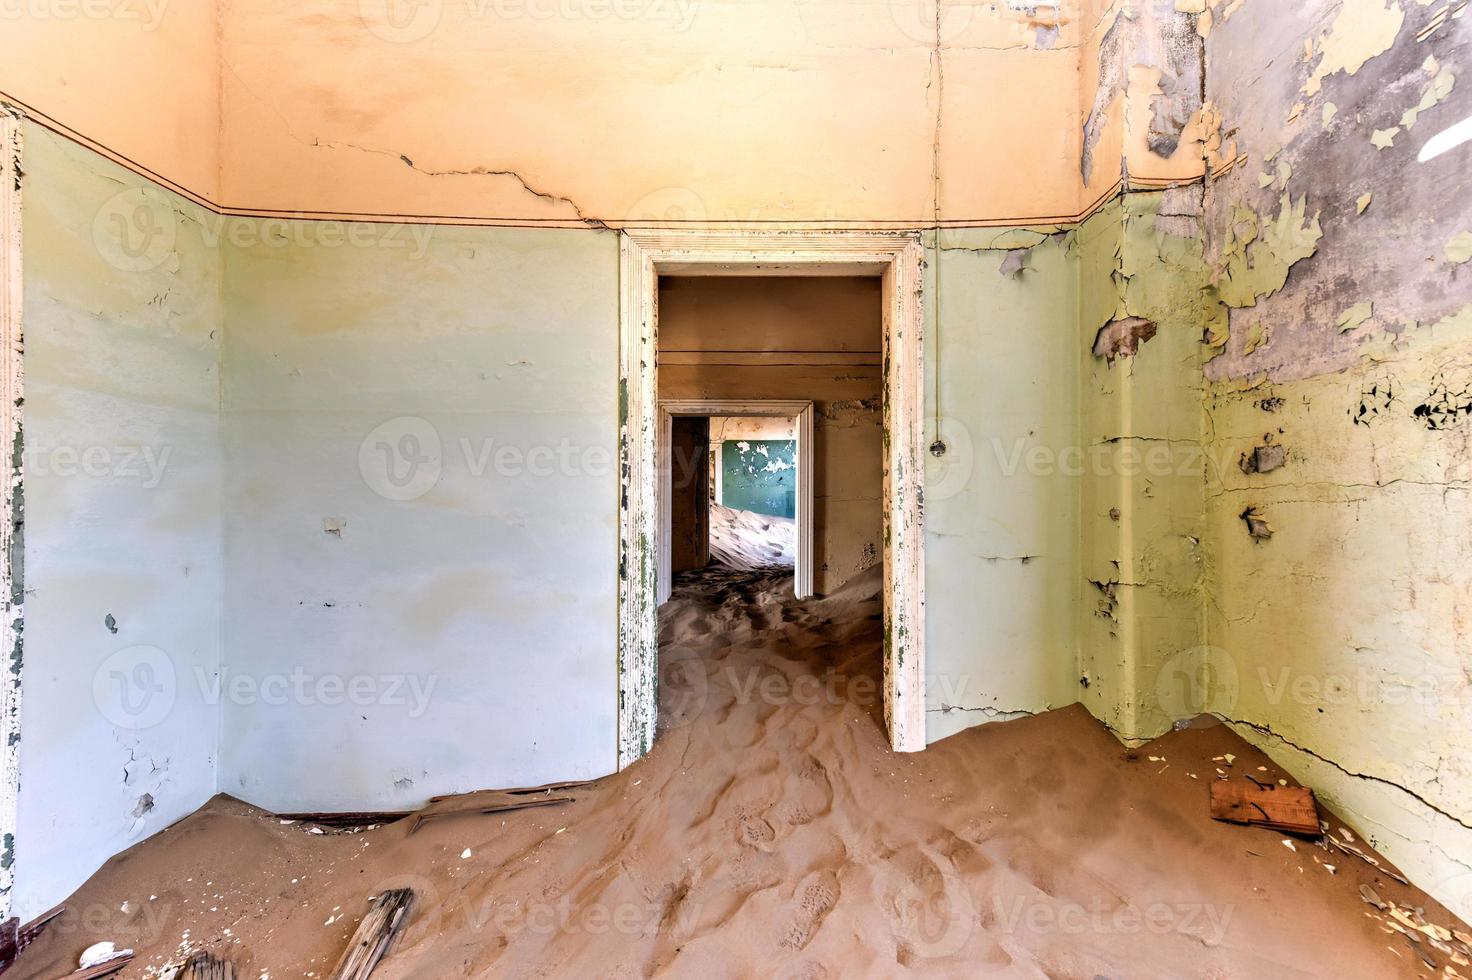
[
  {"xmin": 13, "ymin": 567, "xmax": 1460, "ymax": 979},
  {"xmin": 709, "ymin": 503, "xmax": 795, "ymax": 571}
]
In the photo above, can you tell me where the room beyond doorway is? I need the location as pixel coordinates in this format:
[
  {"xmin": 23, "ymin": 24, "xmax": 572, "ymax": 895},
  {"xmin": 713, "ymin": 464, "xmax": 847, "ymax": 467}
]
[
  {"xmin": 617, "ymin": 232, "xmax": 927, "ymax": 766},
  {"xmin": 658, "ymin": 399, "xmax": 815, "ymax": 602}
]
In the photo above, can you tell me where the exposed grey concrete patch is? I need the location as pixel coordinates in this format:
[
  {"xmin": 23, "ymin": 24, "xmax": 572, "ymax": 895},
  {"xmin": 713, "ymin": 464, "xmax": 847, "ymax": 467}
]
[
  {"xmin": 1081, "ymin": 1, "xmax": 1202, "ymax": 182},
  {"xmin": 1204, "ymin": 0, "xmax": 1472, "ymax": 383},
  {"xmin": 1146, "ymin": 10, "xmax": 1204, "ymax": 159},
  {"xmin": 998, "ymin": 248, "xmax": 1031, "ymax": 277},
  {"xmin": 1081, "ymin": 6, "xmax": 1132, "ymax": 184}
]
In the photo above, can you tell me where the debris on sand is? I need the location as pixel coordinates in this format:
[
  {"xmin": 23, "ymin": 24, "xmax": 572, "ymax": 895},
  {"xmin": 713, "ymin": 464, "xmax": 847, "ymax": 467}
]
[
  {"xmin": 1209, "ymin": 777, "xmax": 1320, "ymax": 834},
  {"xmin": 326, "ymin": 888, "xmax": 414, "ymax": 980}
]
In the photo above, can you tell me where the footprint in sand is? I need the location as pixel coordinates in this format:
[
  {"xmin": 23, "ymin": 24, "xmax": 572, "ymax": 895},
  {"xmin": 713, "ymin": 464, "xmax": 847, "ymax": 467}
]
[
  {"xmin": 780, "ymin": 869, "xmax": 840, "ymax": 950},
  {"xmin": 770, "ymin": 753, "xmax": 834, "ymax": 827},
  {"xmin": 737, "ymin": 812, "xmax": 777, "ymax": 847}
]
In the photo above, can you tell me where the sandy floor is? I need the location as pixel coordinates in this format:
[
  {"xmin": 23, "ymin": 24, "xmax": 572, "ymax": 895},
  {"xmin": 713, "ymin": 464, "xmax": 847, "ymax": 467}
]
[
  {"xmin": 708, "ymin": 503, "xmax": 795, "ymax": 571},
  {"xmin": 14, "ymin": 567, "xmax": 1465, "ymax": 979}
]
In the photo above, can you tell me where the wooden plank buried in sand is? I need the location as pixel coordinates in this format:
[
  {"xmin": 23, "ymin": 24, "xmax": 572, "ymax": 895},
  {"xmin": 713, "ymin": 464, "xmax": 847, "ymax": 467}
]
[
  {"xmin": 327, "ymin": 888, "xmax": 414, "ymax": 980},
  {"xmin": 55, "ymin": 952, "xmax": 133, "ymax": 980},
  {"xmin": 1209, "ymin": 779, "xmax": 1320, "ymax": 835},
  {"xmin": 408, "ymin": 780, "xmax": 592, "ymax": 834},
  {"xmin": 0, "ymin": 902, "xmax": 65, "ymax": 970},
  {"xmin": 276, "ymin": 811, "xmax": 413, "ymax": 829},
  {"xmin": 171, "ymin": 950, "xmax": 235, "ymax": 979}
]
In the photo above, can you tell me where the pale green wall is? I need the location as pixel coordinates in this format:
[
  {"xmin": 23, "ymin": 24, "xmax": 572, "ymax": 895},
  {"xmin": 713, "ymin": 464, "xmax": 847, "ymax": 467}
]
[
  {"xmin": 16, "ymin": 124, "xmax": 223, "ymax": 917},
  {"xmin": 924, "ymin": 227, "xmax": 1082, "ymax": 740},
  {"xmin": 221, "ymin": 223, "xmax": 620, "ymax": 810},
  {"xmin": 1076, "ymin": 191, "xmax": 1213, "ymax": 742}
]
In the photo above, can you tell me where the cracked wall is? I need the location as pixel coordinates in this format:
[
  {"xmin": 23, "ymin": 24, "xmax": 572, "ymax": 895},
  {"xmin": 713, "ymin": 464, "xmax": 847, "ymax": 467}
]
[
  {"xmin": 1197, "ymin": 0, "xmax": 1472, "ymax": 915},
  {"xmin": 1076, "ymin": 189, "xmax": 1212, "ymax": 742},
  {"xmin": 1073, "ymin": 0, "xmax": 1472, "ymax": 916},
  {"xmin": 5, "ymin": 0, "xmax": 1472, "ymax": 923},
  {"xmin": 217, "ymin": 0, "xmax": 1084, "ymax": 225},
  {"xmin": 14, "ymin": 124, "xmax": 224, "ymax": 918},
  {"xmin": 0, "ymin": 1, "xmax": 1103, "ymax": 226}
]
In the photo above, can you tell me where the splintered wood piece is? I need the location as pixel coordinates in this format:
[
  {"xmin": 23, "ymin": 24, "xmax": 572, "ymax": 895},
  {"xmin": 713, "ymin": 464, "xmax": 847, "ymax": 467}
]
[
  {"xmin": 0, "ymin": 902, "xmax": 65, "ymax": 969},
  {"xmin": 275, "ymin": 811, "xmax": 412, "ymax": 830},
  {"xmin": 21, "ymin": 903, "xmax": 65, "ymax": 941},
  {"xmin": 409, "ymin": 780, "xmax": 591, "ymax": 834},
  {"xmin": 1327, "ymin": 834, "xmax": 1412, "ymax": 884},
  {"xmin": 1209, "ymin": 779, "xmax": 1320, "ymax": 835},
  {"xmin": 174, "ymin": 950, "xmax": 236, "ymax": 979},
  {"xmin": 423, "ymin": 779, "xmax": 593, "ymax": 805},
  {"xmin": 328, "ymin": 888, "xmax": 414, "ymax": 980}
]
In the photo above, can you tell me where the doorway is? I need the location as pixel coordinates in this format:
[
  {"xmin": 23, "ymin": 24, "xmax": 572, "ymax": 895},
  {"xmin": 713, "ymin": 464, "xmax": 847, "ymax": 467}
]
[
  {"xmin": 617, "ymin": 230, "xmax": 926, "ymax": 767},
  {"xmin": 656, "ymin": 400, "xmax": 815, "ymax": 602}
]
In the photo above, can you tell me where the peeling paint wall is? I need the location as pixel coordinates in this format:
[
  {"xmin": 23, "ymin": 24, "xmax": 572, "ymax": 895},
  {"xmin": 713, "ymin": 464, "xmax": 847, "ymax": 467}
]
[
  {"xmin": 1072, "ymin": 0, "xmax": 1472, "ymax": 914},
  {"xmin": 1076, "ymin": 189, "xmax": 1212, "ymax": 741},
  {"xmin": 709, "ymin": 416, "xmax": 795, "ymax": 507},
  {"xmin": 925, "ymin": 226, "xmax": 1082, "ymax": 741},
  {"xmin": 7, "ymin": 0, "xmax": 1472, "ymax": 920},
  {"xmin": 220, "ymin": 223, "xmax": 620, "ymax": 811},
  {"xmin": 657, "ymin": 277, "xmax": 882, "ymax": 595},
  {"xmin": 15, "ymin": 124, "xmax": 223, "ymax": 917},
  {"xmin": 1197, "ymin": 0, "xmax": 1472, "ymax": 913}
]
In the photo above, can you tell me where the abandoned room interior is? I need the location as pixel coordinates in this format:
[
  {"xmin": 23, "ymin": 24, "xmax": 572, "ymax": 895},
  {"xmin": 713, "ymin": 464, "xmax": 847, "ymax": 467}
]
[{"xmin": 2, "ymin": 0, "xmax": 1471, "ymax": 976}]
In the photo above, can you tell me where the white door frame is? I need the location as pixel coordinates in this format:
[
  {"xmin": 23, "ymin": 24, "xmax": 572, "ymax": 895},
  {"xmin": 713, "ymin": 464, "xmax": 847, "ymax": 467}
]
[
  {"xmin": 618, "ymin": 229, "xmax": 926, "ymax": 768},
  {"xmin": 0, "ymin": 106, "xmax": 24, "ymax": 916},
  {"xmin": 657, "ymin": 399, "xmax": 813, "ymax": 602}
]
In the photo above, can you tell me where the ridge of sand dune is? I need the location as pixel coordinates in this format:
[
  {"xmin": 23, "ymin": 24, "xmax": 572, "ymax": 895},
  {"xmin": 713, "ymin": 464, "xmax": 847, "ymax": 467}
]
[
  {"xmin": 708, "ymin": 503, "xmax": 796, "ymax": 571},
  {"xmin": 13, "ymin": 567, "xmax": 1457, "ymax": 979}
]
